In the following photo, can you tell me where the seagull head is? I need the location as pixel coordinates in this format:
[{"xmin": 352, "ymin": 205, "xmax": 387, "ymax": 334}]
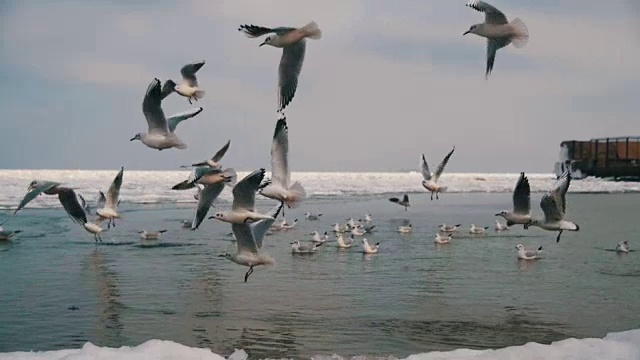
[
  {"xmin": 463, "ymin": 24, "xmax": 480, "ymax": 36},
  {"xmin": 27, "ymin": 180, "xmax": 42, "ymax": 191},
  {"xmin": 495, "ymin": 210, "xmax": 507, "ymax": 217},
  {"xmin": 130, "ymin": 133, "xmax": 142, "ymax": 142},
  {"xmin": 516, "ymin": 244, "xmax": 524, "ymax": 250},
  {"xmin": 259, "ymin": 36, "xmax": 272, "ymax": 47},
  {"xmin": 218, "ymin": 253, "xmax": 231, "ymax": 259},
  {"xmin": 209, "ymin": 212, "xmax": 225, "ymax": 221},
  {"xmin": 290, "ymin": 240, "xmax": 299, "ymax": 245}
]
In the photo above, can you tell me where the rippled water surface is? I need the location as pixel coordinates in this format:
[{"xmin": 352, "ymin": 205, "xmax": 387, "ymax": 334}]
[{"xmin": 1, "ymin": 193, "xmax": 639, "ymax": 358}]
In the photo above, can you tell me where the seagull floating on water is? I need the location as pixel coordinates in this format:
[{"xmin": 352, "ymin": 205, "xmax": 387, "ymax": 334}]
[
  {"xmin": 350, "ymin": 225, "xmax": 366, "ymax": 237},
  {"xmin": 397, "ymin": 224, "xmax": 412, "ymax": 234},
  {"xmin": 131, "ymin": 78, "xmax": 203, "ymax": 151},
  {"xmin": 239, "ymin": 21, "xmax": 322, "ymax": 112},
  {"xmin": 259, "ymin": 117, "xmax": 306, "ymax": 214},
  {"xmin": 304, "ymin": 212, "xmax": 323, "ymax": 221},
  {"xmin": 528, "ymin": 170, "xmax": 579, "ymax": 243},
  {"xmin": 291, "ymin": 240, "xmax": 323, "ymax": 254},
  {"xmin": 469, "ymin": 224, "xmax": 489, "ymax": 234},
  {"xmin": 516, "ymin": 244, "xmax": 542, "ymax": 260},
  {"xmin": 615, "ymin": 241, "xmax": 630, "ymax": 253},
  {"xmin": 210, "ymin": 169, "xmax": 275, "ymax": 224},
  {"xmin": 361, "ymin": 239, "xmax": 380, "ymax": 254},
  {"xmin": 180, "ymin": 140, "xmax": 231, "ymax": 170},
  {"xmin": 421, "ymin": 147, "xmax": 455, "ymax": 200},
  {"xmin": 495, "ymin": 220, "xmax": 509, "ymax": 231},
  {"xmin": 163, "ymin": 61, "xmax": 206, "ymax": 104},
  {"xmin": 389, "ymin": 194, "xmax": 410, "ymax": 211},
  {"xmin": 219, "ymin": 203, "xmax": 283, "ymax": 282},
  {"xmin": 464, "ymin": 0, "xmax": 529, "ymax": 79},
  {"xmin": 336, "ymin": 234, "xmax": 354, "ymax": 249},
  {"xmin": 434, "ymin": 233, "xmax": 451, "ymax": 244},
  {"xmin": 439, "ymin": 224, "xmax": 462, "ymax": 233},
  {"xmin": 310, "ymin": 231, "xmax": 328, "ymax": 244},
  {"xmin": 332, "ymin": 223, "xmax": 347, "ymax": 233},
  {"xmin": 496, "ymin": 172, "xmax": 531, "ymax": 229},
  {"xmin": 139, "ymin": 230, "xmax": 167, "ymax": 240}
]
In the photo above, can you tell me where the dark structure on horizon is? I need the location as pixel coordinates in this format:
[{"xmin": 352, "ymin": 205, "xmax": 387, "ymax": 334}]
[{"xmin": 554, "ymin": 136, "xmax": 640, "ymax": 180}]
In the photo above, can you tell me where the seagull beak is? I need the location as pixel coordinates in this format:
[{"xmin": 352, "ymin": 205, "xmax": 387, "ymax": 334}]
[
  {"xmin": 494, "ymin": 213, "xmax": 501, "ymax": 216},
  {"xmin": 217, "ymin": 254, "xmax": 226, "ymax": 257},
  {"xmin": 208, "ymin": 216, "xmax": 215, "ymax": 219},
  {"xmin": 290, "ymin": 241, "xmax": 296, "ymax": 244},
  {"xmin": 130, "ymin": 137, "xmax": 136, "ymax": 141},
  {"xmin": 259, "ymin": 40, "xmax": 266, "ymax": 47},
  {"xmin": 463, "ymin": 30, "xmax": 471, "ymax": 36}
]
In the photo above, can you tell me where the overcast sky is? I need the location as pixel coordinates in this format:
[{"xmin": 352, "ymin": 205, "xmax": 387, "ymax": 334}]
[{"xmin": 0, "ymin": 0, "xmax": 638, "ymax": 173}]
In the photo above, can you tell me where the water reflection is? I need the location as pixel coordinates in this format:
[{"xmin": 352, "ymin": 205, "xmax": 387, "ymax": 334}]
[
  {"xmin": 517, "ymin": 259, "xmax": 540, "ymax": 272},
  {"xmin": 83, "ymin": 248, "xmax": 125, "ymax": 346}
]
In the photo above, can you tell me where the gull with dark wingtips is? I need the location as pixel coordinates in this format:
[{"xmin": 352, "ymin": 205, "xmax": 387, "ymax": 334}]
[
  {"xmin": 259, "ymin": 117, "xmax": 306, "ymax": 214},
  {"xmin": 130, "ymin": 78, "xmax": 203, "ymax": 151},
  {"xmin": 389, "ymin": 194, "xmax": 410, "ymax": 211},
  {"xmin": 421, "ymin": 147, "xmax": 455, "ymax": 200},
  {"xmin": 219, "ymin": 203, "xmax": 283, "ymax": 282},
  {"xmin": 238, "ymin": 21, "xmax": 322, "ymax": 112},
  {"xmin": 210, "ymin": 169, "xmax": 275, "ymax": 224},
  {"xmin": 464, "ymin": 0, "xmax": 529, "ymax": 79},
  {"xmin": 528, "ymin": 170, "xmax": 580, "ymax": 243},
  {"xmin": 162, "ymin": 61, "xmax": 206, "ymax": 104},
  {"xmin": 95, "ymin": 167, "xmax": 124, "ymax": 230},
  {"xmin": 180, "ymin": 140, "xmax": 231, "ymax": 170},
  {"xmin": 495, "ymin": 172, "xmax": 531, "ymax": 229}
]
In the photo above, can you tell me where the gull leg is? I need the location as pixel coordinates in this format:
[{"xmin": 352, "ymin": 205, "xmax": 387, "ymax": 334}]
[
  {"xmin": 436, "ymin": 192, "xmax": 439, "ymax": 200},
  {"xmin": 556, "ymin": 230, "xmax": 563, "ymax": 243},
  {"xmin": 188, "ymin": 97, "xmax": 193, "ymax": 105},
  {"xmin": 113, "ymin": 219, "xmax": 116, "ymax": 228},
  {"xmin": 244, "ymin": 266, "xmax": 254, "ymax": 283}
]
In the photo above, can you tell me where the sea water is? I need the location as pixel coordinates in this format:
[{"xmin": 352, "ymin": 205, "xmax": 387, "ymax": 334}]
[{"xmin": 0, "ymin": 170, "xmax": 639, "ymax": 359}]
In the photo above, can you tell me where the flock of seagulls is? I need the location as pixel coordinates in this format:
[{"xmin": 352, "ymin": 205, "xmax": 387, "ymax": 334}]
[{"xmin": 0, "ymin": 2, "xmax": 630, "ymax": 284}]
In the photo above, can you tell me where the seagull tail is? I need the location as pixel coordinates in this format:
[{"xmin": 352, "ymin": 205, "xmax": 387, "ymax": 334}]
[
  {"xmin": 286, "ymin": 181, "xmax": 307, "ymax": 209},
  {"xmin": 221, "ymin": 168, "xmax": 238, "ymax": 187},
  {"xmin": 510, "ymin": 18, "xmax": 529, "ymax": 48},
  {"xmin": 175, "ymin": 142, "xmax": 188, "ymax": 150},
  {"xmin": 439, "ymin": 186, "xmax": 449, "ymax": 193},
  {"xmin": 193, "ymin": 89, "xmax": 206, "ymax": 100},
  {"xmin": 300, "ymin": 21, "xmax": 322, "ymax": 40}
]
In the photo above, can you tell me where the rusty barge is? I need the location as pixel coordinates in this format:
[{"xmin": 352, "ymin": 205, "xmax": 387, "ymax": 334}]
[{"xmin": 554, "ymin": 136, "xmax": 640, "ymax": 180}]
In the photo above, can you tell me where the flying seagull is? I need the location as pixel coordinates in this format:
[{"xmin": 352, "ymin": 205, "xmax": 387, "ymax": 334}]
[
  {"xmin": 259, "ymin": 117, "xmax": 306, "ymax": 214},
  {"xmin": 210, "ymin": 168, "xmax": 275, "ymax": 224},
  {"xmin": 95, "ymin": 167, "xmax": 124, "ymax": 229},
  {"xmin": 180, "ymin": 140, "xmax": 231, "ymax": 170},
  {"xmin": 162, "ymin": 61, "xmax": 206, "ymax": 104},
  {"xmin": 5, "ymin": 181, "xmax": 106, "ymax": 242},
  {"xmin": 131, "ymin": 78, "xmax": 203, "ymax": 151},
  {"xmin": 495, "ymin": 172, "xmax": 531, "ymax": 229},
  {"xmin": 528, "ymin": 170, "xmax": 579, "ymax": 243},
  {"xmin": 238, "ymin": 21, "xmax": 322, "ymax": 112},
  {"xmin": 389, "ymin": 194, "xmax": 410, "ymax": 211},
  {"xmin": 421, "ymin": 147, "xmax": 455, "ymax": 200},
  {"xmin": 463, "ymin": 0, "xmax": 529, "ymax": 79},
  {"xmin": 219, "ymin": 203, "xmax": 283, "ymax": 282}
]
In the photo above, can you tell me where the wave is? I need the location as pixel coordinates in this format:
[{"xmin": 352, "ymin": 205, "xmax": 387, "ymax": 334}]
[
  {"xmin": 0, "ymin": 170, "xmax": 639, "ymax": 209},
  {"xmin": 1, "ymin": 328, "xmax": 638, "ymax": 359}
]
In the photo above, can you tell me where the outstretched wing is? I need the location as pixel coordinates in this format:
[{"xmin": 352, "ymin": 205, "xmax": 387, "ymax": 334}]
[
  {"xmin": 57, "ymin": 188, "xmax": 88, "ymax": 225},
  {"xmin": 232, "ymin": 168, "xmax": 266, "ymax": 211},
  {"xmin": 433, "ymin": 147, "xmax": 455, "ymax": 182},
  {"xmin": 211, "ymin": 140, "xmax": 231, "ymax": 163},
  {"xmin": 191, "ymin": 183, "xmax": 224, "ymax": 230},
  {"xmin": 278, "ymin": 40, "xmax": 306, "ymax": 112},
  {"xmin": 142, "ymin": 78, "xmax": 169, "ymax": 135},
  {"xmin": 1, "ymin": 181, "xmax": 61, "ymax": 226},
  {"xmin": 105, "ymin": 167, "xmax": 124, "ymax": 211},
  {"xmin": 167, "ymin": 107, "xmax": 203, "ymax": 133},
  {"xmin": 420, "ymin": 154, "xmax": 432, "ymax": 181},
  {"xmin": 512, "ymin": 172, "xmax": 531, "ymax": 215},
  {"xmin": 180, "ymin": 61, "xmax": 205, "ymax": 87},
  {"xmin": 540, "ymin": 170, "xmax": 571, "ymax": 222},
  {"xmin": 251, "ymin": 203, "xmax": 284, "ymax": 248},
  {"xmin": 466, "ymin": 0, "xmax": 508, "ymax": 24},
  {"xmin": 271, "ymin": 117, "xmax": 290, "ymax": 187},
  {"xmin": 238, "ymin": 24, "xmax": 275, "ymax": 38}
]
